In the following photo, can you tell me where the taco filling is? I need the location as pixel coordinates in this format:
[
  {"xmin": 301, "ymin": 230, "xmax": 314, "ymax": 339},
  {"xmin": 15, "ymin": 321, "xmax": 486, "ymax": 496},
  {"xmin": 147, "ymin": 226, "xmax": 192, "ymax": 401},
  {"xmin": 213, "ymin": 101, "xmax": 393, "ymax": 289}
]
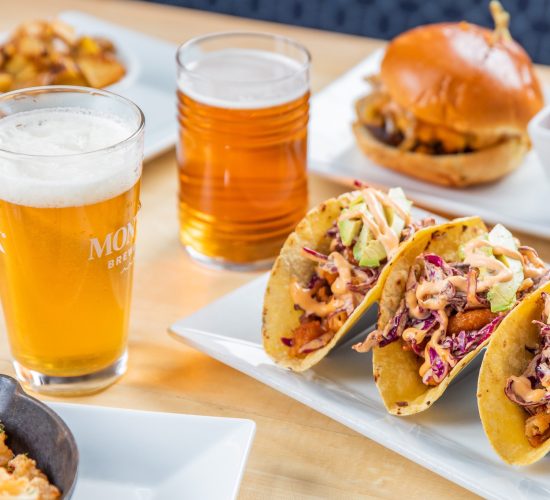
[
  {"xmin": 505, "ymin": 292, "xmax": 550, "ymax": 447},
  {"xmin": 354, "ymin": 224, "xmax": 549, "ymax": 386},
  {"xmin": 284, "ymin": 187, "xmax": 435, "ymax": 358}
]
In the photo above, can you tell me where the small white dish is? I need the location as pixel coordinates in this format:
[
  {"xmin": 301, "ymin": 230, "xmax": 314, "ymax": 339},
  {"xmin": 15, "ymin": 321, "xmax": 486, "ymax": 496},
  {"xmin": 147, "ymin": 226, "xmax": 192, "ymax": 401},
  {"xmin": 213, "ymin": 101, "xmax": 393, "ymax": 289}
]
[
  {"xmin": 170, "ymin": 270, "xmax": 550, "ymax": 500},
  {"xmin": 57, "ymin": 11, "xmax": 178, "ymax": 161},
  {"xmin": 308, "ymin": 49, "xmax": 550, "ymax": 239},
  {"xmin": 528, "ymin": 106, "xmax": 550, "ymax": 180},
  {"xmin": 49, "ymin": 403, "xmax": 255, "ymax": 500}
]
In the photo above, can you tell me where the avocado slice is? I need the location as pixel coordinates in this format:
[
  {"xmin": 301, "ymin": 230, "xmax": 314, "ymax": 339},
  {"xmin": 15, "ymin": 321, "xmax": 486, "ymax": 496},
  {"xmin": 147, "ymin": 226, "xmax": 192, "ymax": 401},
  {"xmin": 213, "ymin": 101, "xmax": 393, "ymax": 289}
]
[
  {"xmin": 338, "ymin": 218, "xmax": 362, "ymax": 246},
  {"xmin": 353, "ymin": 223, "xmax": 372, "ymax": 262},
  {"xmin": 352, "ymin": 220, "xmax": 387, "ymax": 267},
  {"xmin": 349, "ymin": 194, "xmax": 365, "ymax": 207},
  {"xmin": 359, "ymin": 239, "xmax": 387, "ymax": 268},
  {"xmin": 486, "ymin": 224, "xmax": 524, "ymax": 313},
  {"xmin": 384, "ymin": 187, "xmax": 413, "ymax": 236}
]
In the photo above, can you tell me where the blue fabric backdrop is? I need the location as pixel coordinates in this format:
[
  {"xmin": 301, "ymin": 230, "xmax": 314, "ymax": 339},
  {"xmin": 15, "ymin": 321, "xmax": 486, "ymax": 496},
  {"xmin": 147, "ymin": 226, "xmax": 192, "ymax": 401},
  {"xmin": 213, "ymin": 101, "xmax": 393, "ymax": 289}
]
[{"xmin": 147, "ymin": 0, "xmax": 550, "ymax": 64}]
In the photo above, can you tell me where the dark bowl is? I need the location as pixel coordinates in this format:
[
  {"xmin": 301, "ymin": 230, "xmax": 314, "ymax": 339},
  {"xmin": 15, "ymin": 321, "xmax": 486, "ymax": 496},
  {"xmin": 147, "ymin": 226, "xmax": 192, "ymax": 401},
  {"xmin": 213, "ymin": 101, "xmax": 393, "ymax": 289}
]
[{"xmin": 0, "ymin": 375, "xmax": 78, "ymax": 498}]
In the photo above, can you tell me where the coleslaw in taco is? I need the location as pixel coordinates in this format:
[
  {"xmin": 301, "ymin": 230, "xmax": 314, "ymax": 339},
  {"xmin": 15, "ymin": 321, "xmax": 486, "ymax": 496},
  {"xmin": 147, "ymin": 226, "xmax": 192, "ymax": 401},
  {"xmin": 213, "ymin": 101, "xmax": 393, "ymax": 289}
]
[
  {"xmin": 478, "ymin": 282, "xmax": 550, "ymax": 465},
  {"xmin": 353, "ymin": 218, "xmax": 548, "ymax": 415},
  {"xmin": 262, "ymin": 185, "xmax": 435, "ymax": 371}
]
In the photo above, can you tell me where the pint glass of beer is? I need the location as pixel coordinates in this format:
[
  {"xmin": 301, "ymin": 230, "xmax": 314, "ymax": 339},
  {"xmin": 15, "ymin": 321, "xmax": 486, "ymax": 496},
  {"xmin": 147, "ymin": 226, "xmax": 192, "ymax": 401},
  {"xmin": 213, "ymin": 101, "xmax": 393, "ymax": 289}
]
[
  {"xmin": 0, "ymin": 86, "xmax": 144, "ymax": 395},
  {"xmin": 176, "ymin": 33, "xmax": 310, "ymax": 269}
]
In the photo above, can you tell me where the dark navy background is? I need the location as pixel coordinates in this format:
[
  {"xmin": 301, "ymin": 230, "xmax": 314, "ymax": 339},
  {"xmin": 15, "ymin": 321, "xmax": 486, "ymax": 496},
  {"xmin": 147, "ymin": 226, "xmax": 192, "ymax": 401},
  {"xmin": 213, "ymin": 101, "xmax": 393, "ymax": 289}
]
[{"xmin": 147, "ymin": 0, "xmax": 550, "ymax": 64}]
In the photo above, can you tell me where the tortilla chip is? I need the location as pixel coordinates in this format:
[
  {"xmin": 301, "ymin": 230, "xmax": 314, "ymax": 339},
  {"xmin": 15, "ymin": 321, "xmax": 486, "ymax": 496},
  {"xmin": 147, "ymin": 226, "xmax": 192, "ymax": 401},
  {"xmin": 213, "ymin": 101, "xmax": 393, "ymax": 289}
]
[
  {"xmin": 372, "ymin": 216, "xmax": 487, "ymax": 415},
  {"xmin": 478, "ymin": 282, "xmax": 550, "ymax": 465},
  {"xmin": 263, "ymin": 190, "xmax": 444, "ymax": 372}
]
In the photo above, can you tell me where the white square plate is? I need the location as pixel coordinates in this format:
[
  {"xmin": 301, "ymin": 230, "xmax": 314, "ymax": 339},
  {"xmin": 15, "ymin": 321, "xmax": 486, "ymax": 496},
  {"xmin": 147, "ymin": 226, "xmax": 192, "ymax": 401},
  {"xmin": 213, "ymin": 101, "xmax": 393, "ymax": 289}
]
[
  {"xmin": 54, "ymin": 11, "xmax": 178, "ymax": 161},
  {"xmin": 170, "ymin": 274, "xmax": 550, "ymax": 500},
  {"xmin": 309, "ymin": 49, "xmax": 550, "ymax": 238},
  {"xmin": 49, "ymin": 403, "xmax": 255, "ymax": 500}
]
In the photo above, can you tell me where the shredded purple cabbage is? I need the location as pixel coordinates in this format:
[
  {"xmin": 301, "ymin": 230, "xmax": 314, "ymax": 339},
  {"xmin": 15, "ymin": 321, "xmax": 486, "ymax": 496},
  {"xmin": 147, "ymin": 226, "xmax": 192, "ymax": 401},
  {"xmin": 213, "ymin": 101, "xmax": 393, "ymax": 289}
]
[
  {"xmin": 504, "ymin": 314, "xmax": 550, "ymax": 414},
  {"xmin": 374, "ymin": 252, "xmax": 507, "ymax": 385},
  {"xmin": 477, "ymin": 315, "xmax": 504, "ymax": 343},
  {"xmin": 347, "ymin": 282, "xmax": 373, "ymax": 293},
  {"xmin": 409, "ymin": 312, "xmax": 438, "ymax": 332},
  {"xmin": 441, "ymin": 315, "xmax": 503, "ymax": 360},
  {"xmin": 302, "ymin": 247, "xmax": 328, "ymax": 261},
  {"xmin": 533, "ymin": 320, "xmax": 550, "ymax": 337},
  {"xmin": 424, "ymin": 254, "xmax": 445, "ymax": 268},
  {"xmin": 379, "ymin": 306, "xmax": 408, "ymax": 347},
  {"xmin": 423, "ymin": 253, "xmax": 463, "ymax": 279},
  {"xmin": 504, "ymin": 377, "xmax": 549, "ymax": 409},
  {"xmin": 426, "ymin": 347, "xmax": 448, "ymax": 383},
  {"xmin": 306, "ymin": 274, "xmax": 323, "ymax": 290}
]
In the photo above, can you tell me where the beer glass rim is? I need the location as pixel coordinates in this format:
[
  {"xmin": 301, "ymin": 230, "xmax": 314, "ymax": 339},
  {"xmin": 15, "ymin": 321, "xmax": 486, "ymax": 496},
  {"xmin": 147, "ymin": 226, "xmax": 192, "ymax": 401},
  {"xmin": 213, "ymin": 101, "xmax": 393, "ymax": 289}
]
[
  {"xmin": 0, "ymin": 85, "xmax": 145, "ymax": 159},
  {"xmin": 176, "ymin": 31, "xmax": 311, "ymax": 84}
]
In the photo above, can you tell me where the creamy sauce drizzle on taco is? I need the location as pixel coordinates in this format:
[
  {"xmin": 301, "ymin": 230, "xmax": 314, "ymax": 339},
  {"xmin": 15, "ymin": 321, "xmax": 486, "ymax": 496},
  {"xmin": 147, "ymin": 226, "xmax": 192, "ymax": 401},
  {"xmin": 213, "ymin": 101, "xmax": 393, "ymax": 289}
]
[
  {"xmin": 505, "ymin": 292, "xmax": 550, "ymax": 447},
  {"xmin": 283, "ymin": 187, "xmax": 434, "ymax": 358},
  {"xmin": 354, "ymin": 224, "xmax": 549, "ymax": 386}
]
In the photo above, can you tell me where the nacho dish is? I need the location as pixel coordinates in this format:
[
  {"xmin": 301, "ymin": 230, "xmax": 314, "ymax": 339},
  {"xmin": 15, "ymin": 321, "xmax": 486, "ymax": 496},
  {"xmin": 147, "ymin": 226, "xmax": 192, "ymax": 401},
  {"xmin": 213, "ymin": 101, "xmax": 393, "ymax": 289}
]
[
  {"xmin": 353, "ymin": 218, "xmax": 549, "ymax": 415},
  {"xmin": 0, "ymin": 18, "xmax": 125, "ymax": 92},
  {"xmin": 0, "ymin": 423, "xmax": 60, "ymax": 499},
  {"xmin": 263, "ymin": 185, "xmax": 436, "ymax": 371},
  {"xmin": 352, "ymin": 1, "xmax": 543, "ymax": 187},
  {"xmin": 478, "ymin": 282, "xmax": 550, "ymax": 465}
]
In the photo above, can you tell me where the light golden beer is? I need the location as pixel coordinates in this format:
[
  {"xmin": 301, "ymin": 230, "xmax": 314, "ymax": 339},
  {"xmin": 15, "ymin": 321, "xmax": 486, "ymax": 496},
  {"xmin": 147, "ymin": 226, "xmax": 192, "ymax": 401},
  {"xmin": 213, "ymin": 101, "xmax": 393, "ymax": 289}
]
[
  {"xmin": 177, "ymin": 34, "xmax": 310, "ymax": 269},
  {"xmin": 0, "ymin": 87, "xmax": 144, "ymax": 394},
  {"xmin": 0, "ymin": 182, "xmax": 139, "ymax": 376}
]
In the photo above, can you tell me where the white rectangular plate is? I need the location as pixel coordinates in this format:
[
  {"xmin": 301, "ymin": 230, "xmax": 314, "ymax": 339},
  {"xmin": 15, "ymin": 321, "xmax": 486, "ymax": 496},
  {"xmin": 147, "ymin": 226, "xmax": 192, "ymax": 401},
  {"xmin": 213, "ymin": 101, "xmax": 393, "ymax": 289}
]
[
  {"xmin": 56, "ymin": 11, "xmax": 178, "ymax": 161},
  {"xmin": 49, "ymin": 403, "xmax": 255, "ymax": 500},
  {"xmin": 309, "ymin": 49, "xmax": 550, "ymax": 238},
  {"xmin": 170, "ymin": 274, "xmax": 550, "ymax": 500}
]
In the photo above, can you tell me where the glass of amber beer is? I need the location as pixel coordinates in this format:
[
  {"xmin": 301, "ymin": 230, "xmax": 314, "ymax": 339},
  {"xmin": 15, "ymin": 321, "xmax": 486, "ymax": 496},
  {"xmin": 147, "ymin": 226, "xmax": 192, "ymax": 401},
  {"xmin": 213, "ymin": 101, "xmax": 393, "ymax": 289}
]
[
  {"xmin": 0, "ymin": 86, "xmax": 144, "ymax": 395},
  {"xmin": 177, "ymin": 33, "xmax": 310, "ymax": 269}
]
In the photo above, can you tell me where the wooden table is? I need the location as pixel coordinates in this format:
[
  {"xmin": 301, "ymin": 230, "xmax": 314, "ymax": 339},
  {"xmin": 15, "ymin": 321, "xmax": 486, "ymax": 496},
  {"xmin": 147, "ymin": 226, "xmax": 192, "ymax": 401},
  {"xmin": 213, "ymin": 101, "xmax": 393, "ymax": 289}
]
[{"xmin": 3, "ymin": 2, "xmax": 550, "ymax": 498}]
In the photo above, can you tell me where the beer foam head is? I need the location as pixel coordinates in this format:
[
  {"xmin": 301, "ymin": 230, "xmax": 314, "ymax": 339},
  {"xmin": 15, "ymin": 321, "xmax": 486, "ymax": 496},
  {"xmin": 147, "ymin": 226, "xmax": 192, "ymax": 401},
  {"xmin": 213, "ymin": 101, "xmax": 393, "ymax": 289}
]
[
  {"xmin": 0, "ymin": 108, "xmax": 143, "ymax": 208},
  {"xmin": 178, "ymin": 49, "xmax": 309, "ymax": 109}
]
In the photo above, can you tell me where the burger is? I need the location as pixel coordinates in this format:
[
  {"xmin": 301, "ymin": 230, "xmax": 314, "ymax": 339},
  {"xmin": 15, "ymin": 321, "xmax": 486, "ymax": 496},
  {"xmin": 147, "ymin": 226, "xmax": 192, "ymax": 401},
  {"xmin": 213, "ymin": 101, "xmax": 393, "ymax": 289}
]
[{"xmin": 353, "ymin": 1, "xmax": 543, "ymax": 187}]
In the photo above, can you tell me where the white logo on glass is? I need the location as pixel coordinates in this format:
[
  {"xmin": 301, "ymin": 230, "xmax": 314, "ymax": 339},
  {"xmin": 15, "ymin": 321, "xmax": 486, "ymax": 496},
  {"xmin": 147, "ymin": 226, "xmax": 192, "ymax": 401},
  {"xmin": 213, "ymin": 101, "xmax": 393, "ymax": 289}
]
[
  {"xmin": 88, "ymin": 217, "xmax": 137, "ymax": 271},
  {"xmin": 89, "ymin": 218, "xmax": 136, "ymax": 261}
]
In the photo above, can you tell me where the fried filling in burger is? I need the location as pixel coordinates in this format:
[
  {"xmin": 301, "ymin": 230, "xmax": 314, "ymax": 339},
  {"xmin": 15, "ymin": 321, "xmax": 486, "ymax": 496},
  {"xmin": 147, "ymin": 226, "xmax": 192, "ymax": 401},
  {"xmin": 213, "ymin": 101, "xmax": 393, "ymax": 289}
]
[
  {"xmin": 505, "ymin": 293, "xmax": 550, "ymax": 447},
  {"xmin": 354, "ymin": 225, "xmax": 549, "ymax": 386},
  {"xmin": 282, "ymin": 186, "xmax": 435, "ymax": 358},
  {"xmin": 357, "ymin": 77, "xmax": 512, "ymax": 155}
]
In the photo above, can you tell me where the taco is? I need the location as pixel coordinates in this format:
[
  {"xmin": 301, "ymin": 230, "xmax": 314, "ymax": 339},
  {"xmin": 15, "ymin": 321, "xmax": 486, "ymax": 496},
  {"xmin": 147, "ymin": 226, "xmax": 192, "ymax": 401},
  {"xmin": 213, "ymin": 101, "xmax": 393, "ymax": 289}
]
[
  {"xmin": 353, "ymin": 219, "xmax": 549, "ymax": 415},
  {"xmin": 478, "ymin": 282, "xmax": 550, "ymax": 465},
  {"xmin": 262, "ymin": 186, "xmax": 435, "ymax": 371}
]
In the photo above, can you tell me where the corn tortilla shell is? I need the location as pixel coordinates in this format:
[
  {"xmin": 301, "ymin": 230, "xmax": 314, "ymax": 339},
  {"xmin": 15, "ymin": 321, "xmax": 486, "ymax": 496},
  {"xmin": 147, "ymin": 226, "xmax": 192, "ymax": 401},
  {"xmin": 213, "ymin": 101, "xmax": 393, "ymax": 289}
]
[
  {"xmin": 262, "ymin": 190, "xmax": 444, "ymax": 372},
  {"xmin": 478, "ymin": 281, "xmax": 550, "ymax": 465},
  {"xmin": 372, "ymin": 216, "xmax": 487, "ymax": 415}
]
